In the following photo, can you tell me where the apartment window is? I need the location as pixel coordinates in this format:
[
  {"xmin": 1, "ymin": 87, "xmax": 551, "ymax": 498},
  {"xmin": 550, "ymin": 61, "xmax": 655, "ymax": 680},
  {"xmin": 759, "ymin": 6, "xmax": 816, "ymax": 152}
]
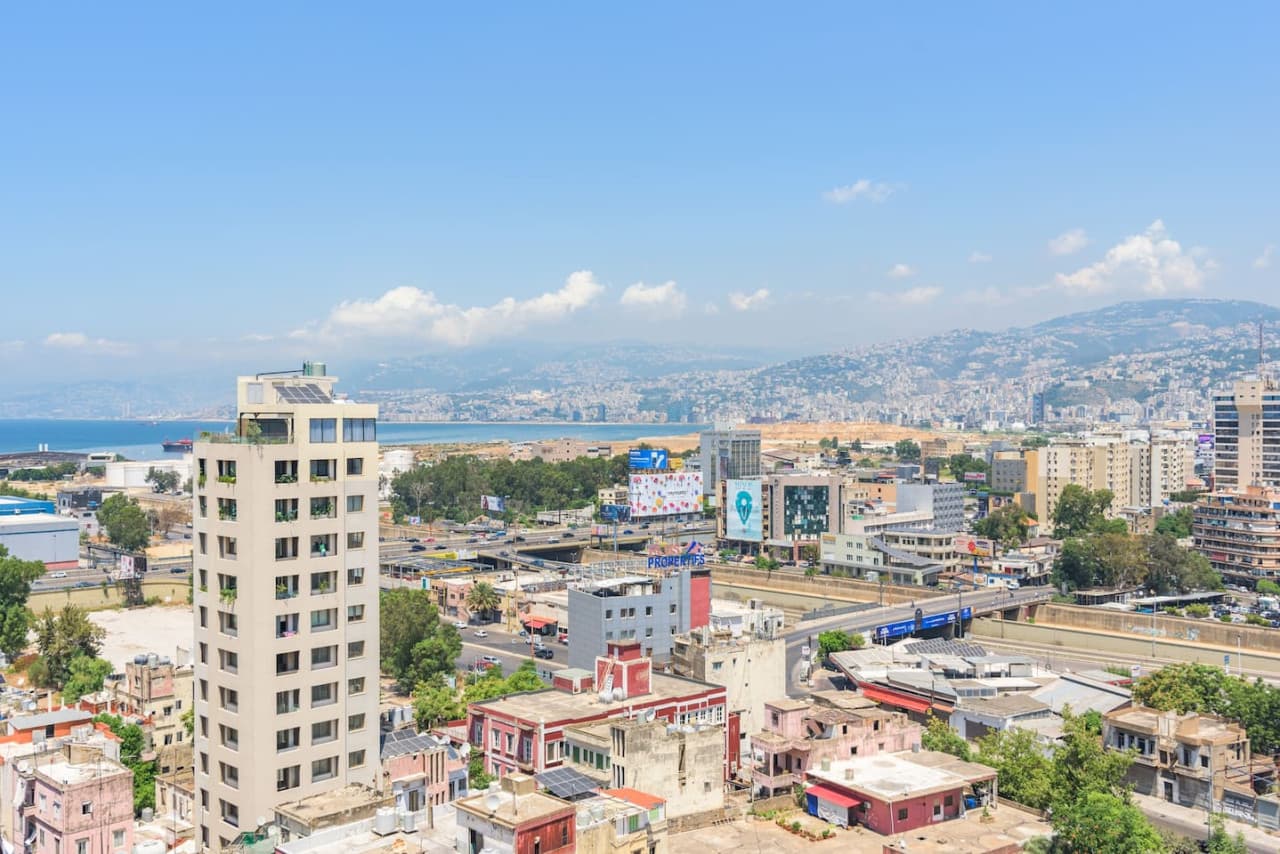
[
  {"xmin": 277, "ymin": 613, "xmax": 299, "ymax": 638},
  {"xmin": 311, "ymin": 757, "xmax": 337, "ymax": 782},
  {"xmin": 218, "ymin": 724, "xmax": 239, "ymax": 751},
  {"xmin": 275, "ymin": 537, "xmax": 299, "ymax": 560},
  {"xmin": 348, "ymin": 713, "xmax": 366, "ymax": 732},
  {"xmin": 645, "ymin": 627, "xmax": 653, "ymax": 638},
  {"xmin": 199, "ymin": 679, "xmax": 207, "ymax": 701},
  {"xmin": 347, "ymin": 604, "xmax": 365, "ymax": 623},
  {"xmin": 217, "ymin": 497, "xmax": 237, "ymax": 521},
  {"xmin": 347, "ymin": 641, "xmax": 366, "ymax": 660},
  {"xmin": 275, "ymin": 651, "xmax": 300, "ymax": 675},
  {"xmin": 276, "ymin": 689, "xmax": 300, "ymax": 714},
  {"xmin": 347, "ymin": 567, "xmax": 365, "ymax": 585},
  {"xmin": 310, "ymin": 571, "xmax": 337, "ymax": 593},
  {"xmin": 199, "ymin": 716, "xmax": 208, "ymax": 737},
  {"xmin": 199, "ymin": 606, "xmax": 207, "ymax": 628},
  {"xmin": 275, "ymin": 498, "xmax": 298, "ymax": 522},
  {"xmin": 645, "ymin": 606, "xmax": 653, "ymax": 616},
  {"xmin": 77, "ymin": 840, "xmax": 87, "ymax": 854},
  {"xmin": 218, "ymin": 649, "xmax": 238, "ymax": 675},
  {"xmin": 219, "ymin": 687, "xmax": 238, "ymax": 713},
  {"xmin": 276, "ymin": 727, "xmax": 300, "ymax": 752},
  {"xmin": 218, "ymin": 611, "xmax": 237, "ymax": 637},
  {"xmin": 342, "ymin": 418, "xmax": 376, "ymax": 442},
  {"xmin": 898, "ymin": 807, "xmax": 909, "ymax": 821},
  {"xmin": 310, "ymin": 609, "xmax": 336, "ymax": 631},
  {"xmin": 198, "ymin": 533, "xmax": 207, "ymax": 555},
  {"xmin": 310, "ymin": 534, "xmax": 337, "ymax": 558},
  {"xmin": 311, "ymin": 719, "xmax": 337, "ymax": 745},
  {"xmin": 311, "ymin": 645, "xmax": 337, "ymax": 669},
  {"xmin": 113, "ymin": 830, "xmax": 124, "ymax": 849},
  {"xmin": 349, "ymin": 749, "xmax": 366, "ymax": 768},
  {"xmin": 219, "ymin": 762, "xmax": 239, "ymax": 789},
  {"xmin": 347, "ymin": 531, "xmax": 365, "ymax": 549},
  {"xmin": 669, "ymin": 603, "xmax": 677, "ymax": 614},
  {"xmin": 198, "ymin": 495, "xmax": 207, "ymax": 517},
  {"xmin": 310, "ymin": 496, "xmax": 337, "ymax": 519},
  {"xmin": 346, "ymin": 494, "xmax": 364, "ymax": 512},
  {"xmin": 220, "ymin": 799, "xmax": 239, "ymax": 828},
  {"xmin": 309, "ymin": 459, "xmax": 335, "ymax": 481},
  {"xmin": 276, "ymin": 574, "xmax": 299, "ymax": 598},
  {"xmin": 346, "ymin": 457, "xmax": 364, "ymax": 476},
  {"xmin": 198, "ymin": 568, "xmax": 207, "ymax": 589},
  {"xmin": 605, "ymin": 610, "xmax": 613, "ymax": 619},
  {"xmin": 348, "ymin": 677, "xmax": 366, "ymax": 695},
  {"xmin": 277, "ymin": 765, "xmax": 300, "ymax": 792},
  {"xmin": 217, "ymin": 536, "xmax": 237, "ymax": 559},
  {"xmin": 311, "ymin": 682, "xmax": 337, "ymax": 707},
  {"xmin": 80, "ymin": 802, "xmax": 91, "ymax": 816},
  {"xmin": 309, "ymin": 418, "xmax": 337, "ymax": 443}
]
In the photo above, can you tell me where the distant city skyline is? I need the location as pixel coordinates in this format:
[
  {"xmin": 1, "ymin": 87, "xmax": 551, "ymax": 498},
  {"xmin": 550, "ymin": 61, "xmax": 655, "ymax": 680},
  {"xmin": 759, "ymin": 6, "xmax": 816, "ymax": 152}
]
[{"xmin": 2, "ymin": 4, "xmax": 1278, "ymax": 382}]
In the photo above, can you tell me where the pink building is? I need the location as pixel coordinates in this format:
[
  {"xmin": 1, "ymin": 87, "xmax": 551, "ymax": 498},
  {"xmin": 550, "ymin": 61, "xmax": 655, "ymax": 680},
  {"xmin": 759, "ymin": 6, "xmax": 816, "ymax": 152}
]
[
  {"xmin": 751, "ymin": 691, "xmax": 921, "ymax": 797},
  {"xmin": 20, "ymin": 743, "xmax": 134, "ymax": 854},
  {"xmin": 379, "ymin": 729, "xmax": 469, "ymax": 810}
]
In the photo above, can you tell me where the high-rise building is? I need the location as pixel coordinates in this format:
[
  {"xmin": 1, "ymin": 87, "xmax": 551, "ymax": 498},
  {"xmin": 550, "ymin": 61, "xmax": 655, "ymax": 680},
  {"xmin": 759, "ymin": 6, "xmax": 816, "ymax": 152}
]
[
  {"xmin": 1212, "ymin": 377, "xmax": 1280, "ymax": 491},
  {"xmin": 895, "ymin": 482, "xmax": 964, "ymax": 532},
  {"xmin": 1192, "ymin": 485, "xmax": 1280, "ymax": 587},
  {"xmin": 697, "ymin": 427, "xmax": 762, "ymax": 495},
  {"xmin": 192, "ymin": 365, "xmax": 379, "ymax": 851}
]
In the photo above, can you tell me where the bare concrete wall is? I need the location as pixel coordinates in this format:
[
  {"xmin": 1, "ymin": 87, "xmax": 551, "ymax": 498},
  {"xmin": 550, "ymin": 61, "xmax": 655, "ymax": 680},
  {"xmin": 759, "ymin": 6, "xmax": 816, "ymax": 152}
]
[
  {"xmin": 28, "ymin": 578, "xmax": 190, "ymax": 613},
  {"xmin": 971, "ymin": 619, "xmax": 1280, "ymax": 676},
  {"xmin": 709, "ymin": 566, "xmax": 946, "ymax": 607},
  {"xmin": 1032, "ymin": 604, "xmax": 1280, "ymax": 654}
]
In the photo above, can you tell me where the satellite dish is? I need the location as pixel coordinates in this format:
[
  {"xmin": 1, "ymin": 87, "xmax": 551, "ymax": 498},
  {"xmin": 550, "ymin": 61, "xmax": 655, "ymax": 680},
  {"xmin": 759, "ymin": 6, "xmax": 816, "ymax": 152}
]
[{"xmin": 485, "ymin": 794, "xmax": 502, "ymax": 812}]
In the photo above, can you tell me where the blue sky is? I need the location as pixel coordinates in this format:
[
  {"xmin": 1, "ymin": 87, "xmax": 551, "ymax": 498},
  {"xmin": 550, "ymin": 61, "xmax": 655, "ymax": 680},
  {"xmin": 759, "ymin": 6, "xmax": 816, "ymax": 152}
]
[{"xmin": 2, "ymin": 3, "xmax": 1278, "ymax": 380}]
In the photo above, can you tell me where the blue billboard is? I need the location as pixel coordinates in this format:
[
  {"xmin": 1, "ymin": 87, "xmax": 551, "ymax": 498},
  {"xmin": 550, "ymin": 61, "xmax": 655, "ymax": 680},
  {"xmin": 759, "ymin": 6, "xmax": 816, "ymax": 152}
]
[
  {"xmin": 600, "ymin": 504, "xmax": 631, "ymax": 522},
  {"xmin": 873, "ymin": 607, "xmax": 972, "ymax": 641},
  {"xmin": 629, "ymin": 448, "xmax": 669, "ymax": 470}
]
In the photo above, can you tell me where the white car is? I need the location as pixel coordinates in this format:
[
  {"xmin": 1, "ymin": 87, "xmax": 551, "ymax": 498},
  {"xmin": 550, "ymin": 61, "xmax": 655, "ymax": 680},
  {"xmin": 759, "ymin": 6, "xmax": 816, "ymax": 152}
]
[
  {"xmin": 473, "ymin": 629, "xmax": 489, "ymax": 639},
  {"xmin": 453, "ymin": 621, "xmax": 467, "ymax": 629},
  {"xmin": 48, "ymin": 571, "xmax": 68, "ymax": 579}
]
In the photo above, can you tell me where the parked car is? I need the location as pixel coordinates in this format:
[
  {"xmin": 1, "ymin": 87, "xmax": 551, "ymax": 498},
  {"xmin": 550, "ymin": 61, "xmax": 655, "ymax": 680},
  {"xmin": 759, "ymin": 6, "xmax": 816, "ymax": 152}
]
[
  {"xmin": 169, "ymin": 567, "xmax": 185, "ymax": 574},
  {"xmin": 481, "ymin": 655, "xmax": 501, "ymax": 665},
  {"xmin": 534, "ymin": 648, "xmax": 554, "ymax": 660},
  {"xmin": 453, "ymin": 620, "xmax": 467, "ymax": 629},
  {"xmin": 622, "ymin": 529, "xmax": 634, "ymax": 535},
  {"xmin": 48, "ymin": 571, "xmax": 68, "ymax": 579},
  {"xmin": 473, "ymin": 629, "xmax": 489, "ymax": 639}
]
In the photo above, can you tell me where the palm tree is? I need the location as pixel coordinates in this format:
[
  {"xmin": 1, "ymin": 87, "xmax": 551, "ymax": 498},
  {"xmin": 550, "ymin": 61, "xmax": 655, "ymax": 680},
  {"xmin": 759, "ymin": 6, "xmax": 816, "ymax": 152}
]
[{"xmin": 466, "ymin": 581, "xmax": 502, "ymax": 624}]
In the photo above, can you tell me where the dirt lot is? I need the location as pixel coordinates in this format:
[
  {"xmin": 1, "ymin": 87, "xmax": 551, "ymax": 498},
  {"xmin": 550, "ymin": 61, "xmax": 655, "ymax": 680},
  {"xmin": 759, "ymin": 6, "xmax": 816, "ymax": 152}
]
[{"xmin": 90, "ymin": 605, "xmax": 193, "ymax": 670}]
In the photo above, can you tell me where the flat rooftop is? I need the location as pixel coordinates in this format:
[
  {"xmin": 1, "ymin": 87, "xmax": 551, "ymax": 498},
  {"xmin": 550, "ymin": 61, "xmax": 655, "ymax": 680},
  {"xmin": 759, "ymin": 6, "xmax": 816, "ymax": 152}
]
[
  {"xmin": 456, "ymin": 787, "xmax": 574, "ymax": 828},
  {"xmin": 806, "ymin": 750, "xmax": 996, "ymax": 802},
  {"xmin": 473, "ymin": 672, "xmax": 720, "ymax": 724},
  {"xmin": 36, "ymin": 757, "xmax": 130, "ymax": 787},
  {"xmin": 275, "ymin": 785, "xmax": 392, "ymax": 826}
]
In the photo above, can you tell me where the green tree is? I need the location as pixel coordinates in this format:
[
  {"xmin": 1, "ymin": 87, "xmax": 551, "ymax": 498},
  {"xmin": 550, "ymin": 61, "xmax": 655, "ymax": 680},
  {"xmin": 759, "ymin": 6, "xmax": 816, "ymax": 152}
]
[
  {"xmin": 1132, "ymin": 662, "xmax": 1280, "ymax": 754},
  {"xmin": 947, "ymin": 453, "xmax": 990, "ymax": 481},
  {"xmin": 96, "ymin": 493, "xmax": 151, "ymax": 551},
  {"xmin": 851, "ymin": 439, "xmax": 863, "ymax": 453},
  {"xmin": 1257, "ymin": 579, "xmax": 1280, "ymax": 597},
  {"xmin": 1154, "ymin": 506, "xmax": 1194, "ymax": 538},
  {"xmin": 894, "ymin": 439, "xmax": 921, "ymax": 462},
  {"xmin": 465, "ymin": 582, "xmax": 502, "ymax": 623},
  {"xmin": 504, "ymin": 659, "xmax": 544, "ymax": 693},
  {"xmin": 33, "ymin": 605, "xmax": 107, "ymax": 689},
  {"xmin": 0, "ymin": 545, "xmax": 45, "ymax": 660},
  {"xmin": 144, "ymin": 467, "xmax": 180, "ymax": 493},
  {"xmin": 973, "ymin": 504, "xmax": 1033, "ymax": 550},
  {"xmin": 920, "ymin": 713, "xmax": 971, "ymax": 761},
  {"xmin": 976, "ymin": 726, "xmax": 1053, "ymax": 810},
  {"xmin": 413, "ymin": 677, "xmax": 466, "ymax": 730},
  {"xmin": 181, "ymin": 707, "xmax": 194, "ymax": 738},
  {"xmin": 92, "ymin": 714, "xmax": 154, "ymax": 815},
  {"xmin": 816, "ymin": 630, "xmax": 862, "ymax": 662},
  {"xmin": 62, "ymin": 655, "xmax": 112, "ymax": 702},
  {"xmin": 1205, "ymin": 813, "xmax": 1248, "ymax": 854},
  {"xmin": 1050, "ymin": 709, "xmax": 1134, "ymax": 809},
  {"xmin": 1052, "ymin": 485, "xmax": 1115, "ymax": 539},
  {"xmin": 1050, "ymin": 790, "xmax": 1163, "ymax": 853},
  {"xmin": 379, "ymin": 588, "xmax": 461, "ymax": 692}
]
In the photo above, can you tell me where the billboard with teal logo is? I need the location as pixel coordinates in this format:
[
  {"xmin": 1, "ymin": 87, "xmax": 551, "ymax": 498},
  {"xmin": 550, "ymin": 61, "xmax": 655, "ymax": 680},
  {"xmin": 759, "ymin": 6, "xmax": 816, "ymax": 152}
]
[{"xmin": 724, "ymin": 478, "xmax": 762, "ymax": 541}]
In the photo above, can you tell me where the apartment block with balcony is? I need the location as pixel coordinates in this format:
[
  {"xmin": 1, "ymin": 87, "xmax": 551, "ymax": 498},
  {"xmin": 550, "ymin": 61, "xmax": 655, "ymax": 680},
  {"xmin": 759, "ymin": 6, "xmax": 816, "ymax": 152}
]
[
  {"xmin": 192, "ymin": 364, "xmax": 379, "ymax": 852},
  {"xmin": 1192, "ymin": 486, "xmax": 1280, "ymax": 587},
  {"xmin": 22, "ymin": 742, "xmax": 134, "ymax": 854},
  {"xmin": 1212, "ymin": 377, "xmax": 1280, "ymax": 492},
  {"xmin": 1102, "ymin": 708, "xmax": 1267, "ymax": 818}
]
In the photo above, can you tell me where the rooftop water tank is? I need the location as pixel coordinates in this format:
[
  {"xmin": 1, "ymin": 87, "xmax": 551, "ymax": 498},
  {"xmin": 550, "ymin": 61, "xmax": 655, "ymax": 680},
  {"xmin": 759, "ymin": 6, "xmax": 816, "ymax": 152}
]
[
  {"xmin": 372, "ymin": 807, "xmax": 397, "ymax": 836},
  {"xmin": 400, "ymin": 811, "xmax": 416, "ymax": 833}
]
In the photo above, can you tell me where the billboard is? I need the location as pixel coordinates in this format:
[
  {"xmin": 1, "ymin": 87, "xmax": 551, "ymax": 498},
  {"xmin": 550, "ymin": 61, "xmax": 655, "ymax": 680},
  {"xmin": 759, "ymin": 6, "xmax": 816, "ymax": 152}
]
[
  {"xmin": 724, "ymin": 478, "xmax": 763, "ymax": 541},
  {"xmin": 782, "ymin": 485, "xmax": 830, "ymax": 536},
  {"xmin": 628, "ymin": 448, "xmax": 669, "ymax": 470},
  {"xmin": 628, "ymin": 471, "xmax": 703, "ymax": 517},
  {"xmin": 480, "ymin": 495, "xmax": 506, "ymax": 513},
  {"xmin": 953, "ymin": 534, "xmax": 995, "ymax": 558},
  {"xmin": 963, "ymin": 471, "xmax": 987, "ymax": 483},
  {"xmin": 600, "ymin": 504, "xmax": 631, "ymax": 523}
]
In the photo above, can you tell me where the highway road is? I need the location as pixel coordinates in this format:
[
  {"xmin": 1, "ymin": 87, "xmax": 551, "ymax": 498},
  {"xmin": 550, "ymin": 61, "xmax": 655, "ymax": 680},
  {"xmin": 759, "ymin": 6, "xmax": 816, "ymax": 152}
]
[{"xmin": 782, "ymin": 587, "xmax": 1052, "ymax": 694}]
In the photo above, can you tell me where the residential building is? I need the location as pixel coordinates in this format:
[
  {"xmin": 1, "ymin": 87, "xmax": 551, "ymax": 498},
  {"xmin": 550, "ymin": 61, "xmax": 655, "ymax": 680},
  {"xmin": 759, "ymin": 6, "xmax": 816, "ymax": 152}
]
[
  {"xmin": 20, "ymin": 741, "xmax": 135, "ymax": 854},
  {"xmin": 1102, "ymin": 708, "xmax": 1262, "ymax": 816},
  {"xmin": 1192, "ymin": 486, "xmax": 1280, "ymax": 586},
  {"xmin": 566, "ymin": 568, "xmax": 710, "ymax": 671},
  {"xmin": 896, "ymin": 483, "xmax": 964, "ymax": 532},
  {"xmin": 155, "ymin": 765, "xmax": 196, "ymax": 839},
  {"xmin": 467, "ymin": 642, "xmax": 737, "ymax": 781},
  {"xmin": 104, "ymin": 653, "xmax": 192, "ymax": 753},
  {"xmin": 698, "ymin": 428, "xmax": 762, "ymax": 496},
  {"xmin": 759, "ymin": 474, "xmax": 843, "ymax": 549},
  {"xmin": 597, "ymin": 485, "xmax": 629, "ymax": 506},
  {"xmin": 576, "ymin": 789, "xmax": 668, "ymax": 854},
  {"xmin": 706, "ymin": 600, "xmax": 784, "ymax": 639},
  {"xmin": 801, "ymin": 751, "xmax": 997, "ymax": 833},
  {"xmin": 455, "ymin": 774, "xmax": 576, "ymax": 854},
  {"xmin": 991, "ymin": 451, "xmax": 1029, "ymax": 494},
  {"xmin": 751, "ymin": 693, "xmax": 922, "ymax": 797},
  {"xmin": 670, "ymin": 624, "xmax": 786, "ymax": 742},
  {"xmin": 1212, "ymin": 376, "xmax": 1280, "ymax": 491},
  {"xmin": 379, "ymin": 728, "xmax": 468, "ymax": 810},
  {"xmin": 949, "ymin": 694, "xmax": 1052, "ymax": 740},
  {"xmin": 607, "ymin": 718, "xmax": 724, "ymax": 818},
  {"xmin": 192, "ymin": 365, "xmax": 380, "ymax": 851},
  {"xmin": 818, "ymin": 532, "xmax": 946, "ymax": 586}
]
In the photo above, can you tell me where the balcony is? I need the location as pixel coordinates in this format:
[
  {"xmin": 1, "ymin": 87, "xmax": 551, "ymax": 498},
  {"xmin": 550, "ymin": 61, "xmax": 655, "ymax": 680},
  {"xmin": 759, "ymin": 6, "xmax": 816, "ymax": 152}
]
[{"xmin": 752, "ymin": 767, "xmax": 799, "ymax": 791}]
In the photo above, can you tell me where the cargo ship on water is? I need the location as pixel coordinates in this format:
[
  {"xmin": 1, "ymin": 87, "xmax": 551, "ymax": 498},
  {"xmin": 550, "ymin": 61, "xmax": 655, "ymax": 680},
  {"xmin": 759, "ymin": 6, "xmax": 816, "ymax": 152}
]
[{"xmin": 161, "ymin": 438, "xmax": 193, "ymax": 452}]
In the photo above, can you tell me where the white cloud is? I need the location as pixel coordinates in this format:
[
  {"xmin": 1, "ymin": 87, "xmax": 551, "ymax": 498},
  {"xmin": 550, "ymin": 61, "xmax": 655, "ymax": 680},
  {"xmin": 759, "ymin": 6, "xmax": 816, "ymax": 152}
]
[
  {"xmin": 1048, "ymin": 228, "xmax": 1089, "ymax": 256},
  {"xmin": 822, "ymin": 179, "xmax": 895, "ymax": 204},
  {"xmin": 887, "ymin": 263, "xmax": 915, "ymax": 279},
  {"xmin": 1255, "ymin": 244, "xmax": 1275, "ymax": 270},
  {"xmin": 871, "ymin": 285, "xmax": 943, "ymax": 306},
  {"xmin": 728, "ymin": 288, "xmax": 771, "ymax": 311},
  {"xmin": 957, "ymin": 287, "xmax": 1010, "ymax": 305},
  {"xmin": 1054, "ymin": 220, "xmax": 1210, "ymax": 296},
  {"xmin": 968, "ymin": 251, "xmax": 992, "ymax": 264},
  {"xmin": 299, "ymin": 271, "xmax": 605, "ymax": 346},
  {"xmin": 619, "ymin": 280, "xmax": 687, "ymax": 314},
  {"xmin": 42, "ymin": 332, "xmax": 131, "ymax": 355}
]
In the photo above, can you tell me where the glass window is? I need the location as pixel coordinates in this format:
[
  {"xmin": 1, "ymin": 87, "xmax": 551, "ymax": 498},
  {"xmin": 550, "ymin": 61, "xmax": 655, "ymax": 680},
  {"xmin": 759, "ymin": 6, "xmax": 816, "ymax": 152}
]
[
  {"xmin": 348, "ymin": 713, "xmax": 365, "ymax": 731},
  {"xmin": 346, "ymin": 457, "xmax": 364, "ymax": 476},
  {"xmin": 347, "ymin": 605, "xmax": 365, "ymax": 622},
  {"xmin": 342, "ymin": 418, "xmax": 376, "ymax": 442},
  {"xmin": 346, "ymin": 495, "xmax": 364, "ymax": 513},
  {"xmin": 309, "ymin": 419, "xmax": 337, "ymax": 443},
  {"xmin": 347, "ymin": 531, "xmax": 365, "ymax": 549},
  {"xmin": 349, "ymin": 749, "xmax": 366, "ymax": 768}
]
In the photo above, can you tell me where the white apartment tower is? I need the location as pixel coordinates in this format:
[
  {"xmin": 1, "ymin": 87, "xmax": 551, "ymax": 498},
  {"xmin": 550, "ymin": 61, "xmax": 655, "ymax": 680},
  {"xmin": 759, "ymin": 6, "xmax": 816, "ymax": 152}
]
[{"xmin": 192, "ymin": 365, "xmax": 379, "ymax": 851}]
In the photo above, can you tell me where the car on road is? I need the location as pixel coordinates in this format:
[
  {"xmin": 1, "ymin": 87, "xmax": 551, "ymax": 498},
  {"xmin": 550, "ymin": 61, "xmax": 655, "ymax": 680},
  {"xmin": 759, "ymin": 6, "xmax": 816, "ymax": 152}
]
[
  {"xmin": 546, "ymin": 537, "xmax": 560, "ymax": 543},
  {"xmin": 514, "ymin": 535, "xmax": 527, "ymax": 542},
  {"xmin": 480, "ymin": 655, "xmax": 501, "ymax": 667},
  {"xmin": 534, "ymin": 648, "xmax": 554, "ymax": 660},
  {"xmin": 473, "ymin": 629, "xmax": 489, "ymax": 639},
  {"xmin": 48, "ymin": 571, "xmax": 68, "ymax": 579},
  {"xmin": 453, "ymin": 621, "xmax": 468, "ymax": 629},
  {"xmin": 410, "ymin": 544, "xmax": 426, "ymax": 552},
  {"xmin": 622, "ymin": 529, "xmax": 634, "ymax": 535},
  {"xmin": 169, "ymin": 567, "xmax": 185, "ymax": 574}
]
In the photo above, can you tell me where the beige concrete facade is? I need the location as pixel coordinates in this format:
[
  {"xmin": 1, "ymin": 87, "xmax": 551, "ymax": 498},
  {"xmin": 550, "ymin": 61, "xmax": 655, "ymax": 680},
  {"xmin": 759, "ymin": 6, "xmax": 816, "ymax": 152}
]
[
  {"xmin": 193, "ymin": 369, "xmax": 380, "ymax": 851},
  {"xmin": 670, "ymin": 627, "xmax": 787, "ymax": 745},
  {"xmin": 607, "ymin": 718, "xmax": 724, "ymax": 819},
  {"xmin": 1212, "ymin": 377, "xmax": 1280, "ymax": 492}
]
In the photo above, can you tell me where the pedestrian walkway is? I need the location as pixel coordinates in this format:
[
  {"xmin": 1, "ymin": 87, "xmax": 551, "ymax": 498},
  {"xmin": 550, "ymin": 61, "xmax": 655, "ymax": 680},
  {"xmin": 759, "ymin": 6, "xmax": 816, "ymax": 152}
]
[{"xmin": 1133, "ymin": 793, "xmax": 1279, "ymax": 854}]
